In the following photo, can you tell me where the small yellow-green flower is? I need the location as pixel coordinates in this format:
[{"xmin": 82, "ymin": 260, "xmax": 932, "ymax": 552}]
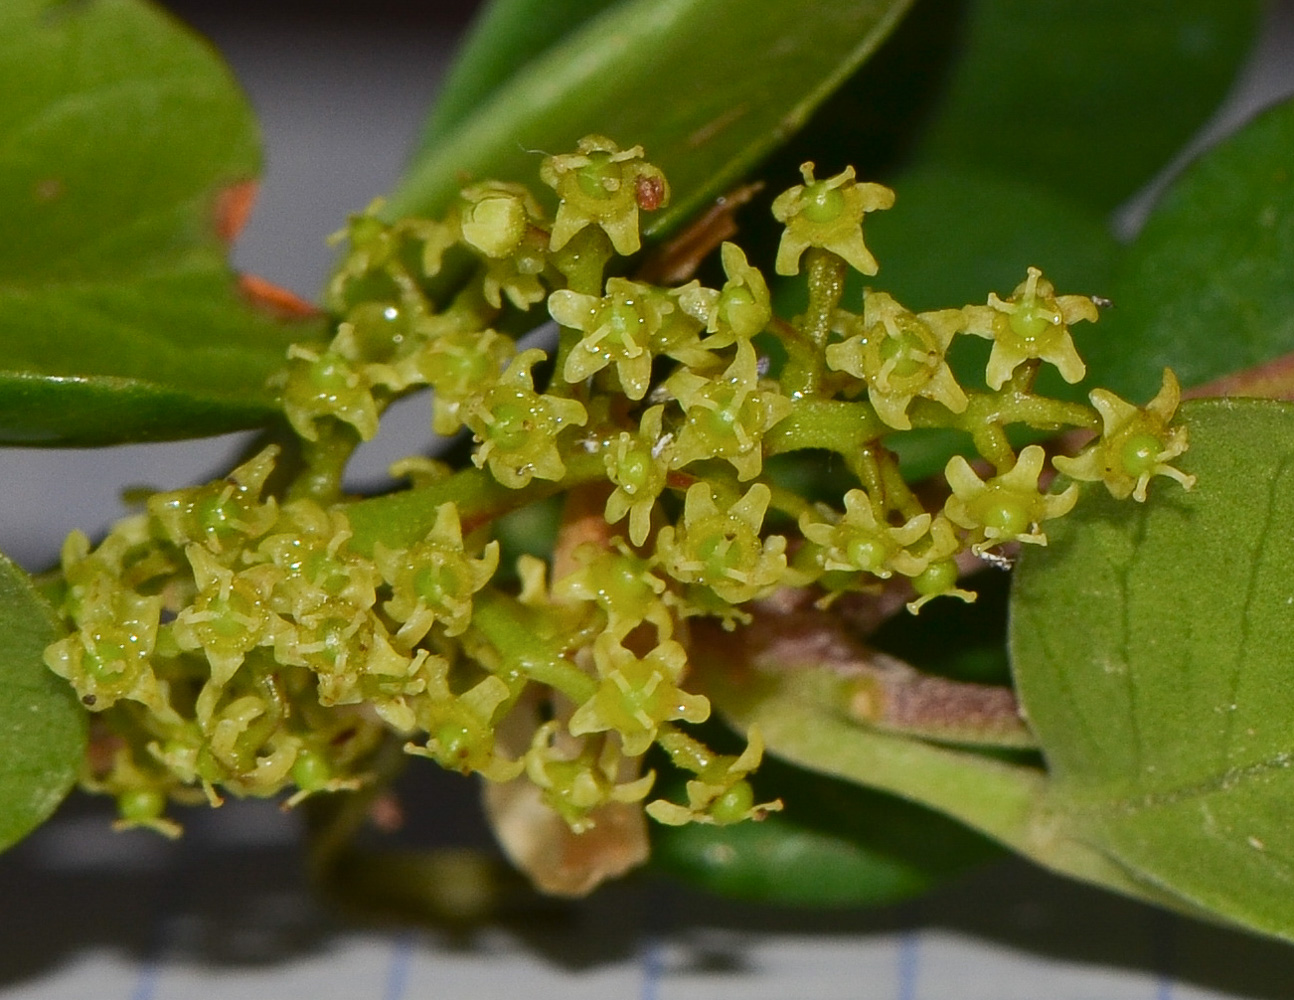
[
  {"xmin": 454, "ymin": 181, "xmax": 551, "ymax": 309},
  {"xmin": 196, "ymin": 673, "xmax": 298, "ymax": 793},
  {"xmin": 800, "ymin": 489, "xmax": 931, "ymax": 579},
  {"xmin": 603, "ymin": 405, "xmax": 674, "ymax": 545},
  {"xmin": 665, "ymin": 339, "xmax": 792, "ymax": 481},
  {"xmin": 150, "ymin": 447, "xmax": 279, "ymax": 556},
  {"xmin": 171, "ymin": 548, "xmax": 286, "ymax": 687},
  {"xmin": 408, "ymin": 666, "xmax": 522, "ymax": 782},
  {"xmin": 568, "ymin": 635, "xmax": 709, "ymax": 757},
  {"xmin": 964, "ymin": 267, "xmax": 1099, "ymax": 390},
  {"xmin": 906, "ymin": 515, "xmax": 977, "ymax": 613},
  {"xmin": 676, "ymin": 242, "xmax": 772, "ymax": 347},
  {"xmin": 656, "ymin": 482, "xmax": 788, "ymax": 605},
  {"xmin": 944, "ymin": 445, "xmax": 1078, "ymax": 553},
  {"xmin": 771, "ymin": 162, "xmax": 894, "ymax": 276},
  {"xmin": 256, "ymin": 499, "xmax": 380, "ymax": 619},
  {"xmin": 281, "ymin": 344, "xmax": 382, "ymax": 441},
  {"xmin": 327, "ymin": 202, "xmax": 451, "ymax": 313},
  {"xmin": 464, "ymin": 348, "xmax": 588, "ymax": 488},
  {"xmin": 44, "ymin": 581, "xmax": 163, "ymax": 712},
  {"xmin": 552, "ymin": 539, "xmax": 674, "ymax": 641},
  {"xmin": 646, "ymin": 727, "xmax": 781, "ymax": 826},
  {"xmin": 548, "ymin": 277, "xmax": 662, "ymax": 399},
  {"xmin": 456, "ymin": 180, "xmax": 545, "ymax": 259},
  {"xmin": 540, "ymin": 135, "xmax": 668, "ymax": 256},
  {"xmin": 1053, "ymin": 369, "xmax": 1194, "ymax": 502},
  {"xmin": 826, "ymin": 292, "xmax": 968, "ymax": 429},
  {"xmin": 524, "ymin": 722, "xmax": 655, "ymax": 833},
  {"xmin": 376, "ymin": 502, "xmax": 500, "ymax": 646},
  {"xmin": 413, "ymin": 324, "xmax": 514, "ymax": 436}
]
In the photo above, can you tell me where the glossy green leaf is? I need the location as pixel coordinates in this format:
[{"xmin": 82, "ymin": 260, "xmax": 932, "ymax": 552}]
[
  {"xmin": 0, "ymin": 551, "xmax": 85, "ymax": 851},
  {"xmin": 866, "ymin": 166, "xmax": 1118, "ymax": 315},
  {"xmin": 1012, "ymin": 399, "xmax": 1294, "ymax": 943},
  {"xmin": 652, "ymin": 755, "xmax": 1001, "ymax": 907},
  {"xmin": 415, "ymin": 0, "xmax": 615, "ymax": 153},
  {"xmin": 387, "ymin": 0, "xmax": 914, "ymax": 237},
  {"xmin": 1085, "ymin": 96, "xmax": 1294, "ymax": 402},
  {"xmin": 913, "ymin": 0, "xmax": 1262, "ymax": 211},
  {"xmin": 0, "ymin": 0, "xmax": 325, "ymax": 445}
]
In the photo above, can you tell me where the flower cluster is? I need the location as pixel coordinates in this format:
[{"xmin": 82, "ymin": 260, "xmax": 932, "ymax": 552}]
[
  {"xmin": 46, "ymin": 448, "xmax": 502, "ymax": 830},
  {"xmin": 45, "ymin": 136, "xmax": 1193, "ymax": 894}
]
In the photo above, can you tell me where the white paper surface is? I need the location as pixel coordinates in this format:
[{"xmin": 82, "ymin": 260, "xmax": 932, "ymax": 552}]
[{"xmin": 4, "ymin": 798, "xmax": 1294, "ymax": 1000}]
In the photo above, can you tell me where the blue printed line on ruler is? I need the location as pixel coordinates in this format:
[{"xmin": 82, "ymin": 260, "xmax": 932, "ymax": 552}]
[{"xmin": 383, "ymin": 932, "xmax": 414, "ymax": 1000}]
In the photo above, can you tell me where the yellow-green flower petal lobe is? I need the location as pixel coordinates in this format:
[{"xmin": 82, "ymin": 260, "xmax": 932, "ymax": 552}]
[
  {"xmin": 944, "ymin": 445, "xmax": 1079, "ymax": 553},
  {"xmin": 964, "ymin": 267, "xmax": 1099, "ymax": 390},
  {"xmin": 826, "ymin": 293, "xmax": 968, "ymax": 430},
  {"xmin": 550, "ymin": 278, "xmax": 661, "ymax": 400},
  {"xmin": 771, "ymin": 163, "xmax": 894, "ymax": 276},
  {"xmin": 540, "ymin": 135, "xmax": 668, "ymax": 257},
  {"xmin": 466, "ymin": 349, "xmax": 588, "ymax": 488},
  {"xmin": 568, "ymin": 636, "xmax": 708, "ymax": 757},
  {"xmin": 656, "ymin": 482, "xmax": 788, "ymax": 606},
  {"xmin": 665, "ymin": 340, "xmax": 792, "ymax": 481},
  {"xmin": 1053, "ymin": 369, "xmax": 1195, "ymax": 502}
]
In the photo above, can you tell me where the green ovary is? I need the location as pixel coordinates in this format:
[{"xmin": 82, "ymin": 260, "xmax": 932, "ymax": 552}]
[
  {"xmin": 487, "ymin": 398, "xmax": 534, "ymax": 451},
  {"xmin": 709, "ymin": 780, "xmax": 755, "ymax": 825},
  {"xmin": 913, "ymin": 559, "xmax": 958, "ymax": 596},
  {"xmin": 1007, "ymin": 303, "xmax": 1061, "ymax": 344},
  {"xmin": 577, "ymin": 152, "xmax": 618, "ymax": 199},
  {"xmin": 801, "ymin": 182, "xmax": 845, "ymax": 224},
  {"xmin": 845, "ymin": 535, "xmax": 888, "ymax": 574},
  {"xmin": 980, "ymin": 499, "xmax": 1030, "ymax": 536},
  {"xmin": 1120, "ymin": 432, "xmax": 1163, "ymax": 475}
]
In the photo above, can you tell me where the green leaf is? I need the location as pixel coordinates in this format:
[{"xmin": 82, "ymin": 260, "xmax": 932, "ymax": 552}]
[
  {"xmin": 1085, "ymin": 96, "xmax": 1294, "ymax": 402},
  {"xmin": 387, "ymin": 0, "xmax": 914, "ymax": 238},
  {"xmin": 652, "ymin": 754, "xmax": 1001, "ymax": 907},
  {"xmin": 0, "ymin": 550, "xmax": 85, "ymax": 851},
  {"xmin": 415, "ymin": 0, "xmax": 615, "ymax": 153},
  {"xmin": 1011, "ymin": 399, "xmax": 1294, "ymax": 943},
  {"xmin": 866, "ymin": 166, "xmax": 1118, "ymax": 314},
  {"xmin": 0, "ymin": 0, "xmax": 325, "ymax": 445},
  {"xmin": 913, "ymin": 0, "xmax": 1262, "ymax": 211}
]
